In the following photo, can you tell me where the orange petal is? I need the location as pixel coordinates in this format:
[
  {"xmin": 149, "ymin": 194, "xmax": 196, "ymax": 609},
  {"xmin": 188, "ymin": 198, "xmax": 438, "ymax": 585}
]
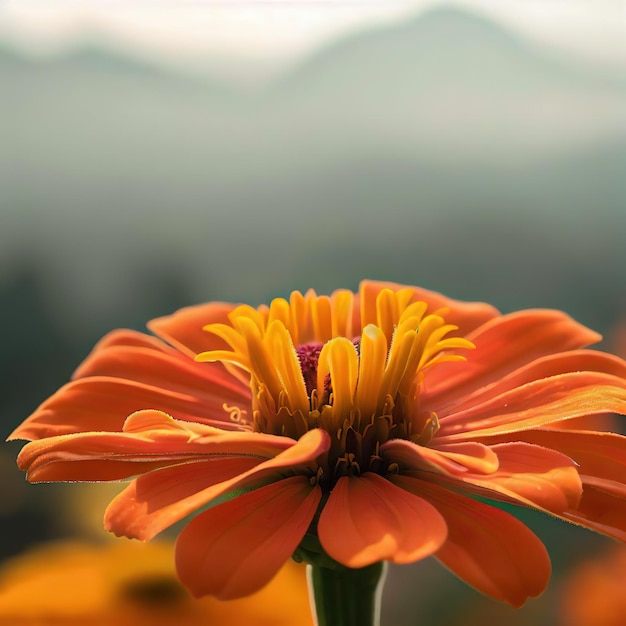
[
  {"xmin": 381, "ymin": 440, "xmax": 500, "ymax": 475},
  {"xmin": 423, "ymin": 310, "xmax": 602, "ymax": 409},
  {"xmin": 442, "ymin": 442, "xmax": 582, "ymax": 513},
  {"xmin": 175, "ymin": 477, "xmax": 320, "ymax": 599},
  {"xmin": 74, "ymin": 333, "xmax": 248, "ymax": 405},
  {"xmin": 580, "ymin": 475, "xmax": 626, "ymax": 498},
  {"xmin": 16, "ymin": 411, "xmax": 295, "ymax": 482},
  {"xmin": 561, "ymin": 483, "xmax": 626, "ymax": 542},
  {"xmin": 104, "ymin": 457, "xmax": 263, "ymax": 539},
  {"xmin": 148, "ymin": 302, "xmax": 237, "ymax": 358},
  {"xmin": 489, "ymin": 429, "xmax": 626, "ymax": 488},
  {"xmin": 387, "ymin": 440, "xmax": 581, "ymax": 513},
  {"xmin": 317, "ymin": 472, "xmax": 447, "ymax": 568},
  {"xmin": 490, "ymin": 429, "xmax": 626, "ymax": 540},
  {"xmin": 358, "ymin": 280, "xmax": 499, "ymax": 336},
  {"xmin": 9, "ymin": 362, "xmax": 250, "ymax": 441},
  {"xmin": 432, "ymin": 350, "xmax": 626, "ymax": 416},
  {"xmin": 436, "ymin": 372, "xmax": 626, "ymax": 441},
  {"xmin": 393, "ymin": 477, "xmax": 551, "ymax": 607},
  {"xmin": 104, "ymin": 426, "xmax": 331, "ymax": 540},
  {"xmin": 72, "ymin": 328, "xmax": 179, "ymax": 357}
]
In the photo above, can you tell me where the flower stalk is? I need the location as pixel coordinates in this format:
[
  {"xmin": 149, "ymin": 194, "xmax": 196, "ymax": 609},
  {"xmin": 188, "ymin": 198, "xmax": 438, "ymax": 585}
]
[{"xmin": 307, "ymin": 561, "xmax": 386, "ymax": 626}]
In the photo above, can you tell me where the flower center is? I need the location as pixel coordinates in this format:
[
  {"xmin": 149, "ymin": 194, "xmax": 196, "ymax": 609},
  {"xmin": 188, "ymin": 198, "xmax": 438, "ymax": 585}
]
[
  {"xmin": 196, "ymin": 288, "xmax": 474, "ymax": 490},
  {"xmin": 295, "ymin": 343, "xmax": 324, "ymax": 398}
]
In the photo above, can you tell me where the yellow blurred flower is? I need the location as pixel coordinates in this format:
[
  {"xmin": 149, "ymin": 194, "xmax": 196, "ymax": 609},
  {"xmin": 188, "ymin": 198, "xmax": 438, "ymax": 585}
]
[{"xmin": 0, "ymin": 539, "xmax": 313, "ymax": 625}]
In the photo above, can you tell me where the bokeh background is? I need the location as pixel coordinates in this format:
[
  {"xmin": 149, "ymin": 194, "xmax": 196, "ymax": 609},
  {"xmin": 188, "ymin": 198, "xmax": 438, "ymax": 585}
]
[{"xmin": 1, "ymin": 1, "xmax": 625, "ymax": 624}]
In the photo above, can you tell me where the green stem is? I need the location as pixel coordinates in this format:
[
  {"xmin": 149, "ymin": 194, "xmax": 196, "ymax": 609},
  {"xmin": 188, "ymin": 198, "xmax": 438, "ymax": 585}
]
[{"xmin": 307, "ymin": 561, "xmax": 387, "ymax": 626}]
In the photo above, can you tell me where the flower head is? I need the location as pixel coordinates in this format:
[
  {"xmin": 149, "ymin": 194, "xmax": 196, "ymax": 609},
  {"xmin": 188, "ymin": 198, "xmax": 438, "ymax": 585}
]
[{"xmin": 10, "ymin": 280, "xmax": 626, "ymax": 606}]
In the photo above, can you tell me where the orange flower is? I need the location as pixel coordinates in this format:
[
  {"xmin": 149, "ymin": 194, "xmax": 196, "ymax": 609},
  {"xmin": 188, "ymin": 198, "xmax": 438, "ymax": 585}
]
[
  {"xmin": 10, "ymin": 280, "xmax": 626, "ymax": 607},
  {"xmin": 0, "ymin": 539, "xmax": 311, "ymax": 625}
]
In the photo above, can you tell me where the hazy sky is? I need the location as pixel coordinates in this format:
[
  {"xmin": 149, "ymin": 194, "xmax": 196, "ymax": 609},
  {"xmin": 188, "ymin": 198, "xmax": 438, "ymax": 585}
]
[{"xmin": 1, "ymin": 0, "xmax": 624, "ymax": 75}]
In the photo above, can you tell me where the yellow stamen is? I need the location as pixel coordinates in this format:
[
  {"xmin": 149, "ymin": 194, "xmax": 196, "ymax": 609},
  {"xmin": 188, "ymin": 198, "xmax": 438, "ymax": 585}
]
[
  {"xmin": 317, "ymin": 338, "xmax": 359, "ymax": 421},
  {"xmin": 196, "ymin": 288, "xmax": 475, "ymax": 476},
  {"xmin": 376, "ymin": 289, "xmax": 400, "ymax": 341},
  {"xmin": 311, "ymin": 295, "xmax": 332, "ymax": 343},
  {"xmin": 379, "ymin": 328, "xmax": 420, "ymax": 411},
  {"xmin": 355, "ymin": 325, "xmax": 387, "ymax": 421},
  {"xmin": 288, "ymin": 290, "xmax": 307, "ymax": 345},
  {"xmin": 265, "ymin": 321, "xmax": 309, "ymax": 414},
  {"xmin": 268, "ymin": 296, "xmax": 292, "ymax": 330},
  {"xmin": 236, "ymin": 316, "xmax": 285, "ymax": 402},
  {"xmin": 331, "ymin": 290, "xmax": 354, "ymax": 339}
]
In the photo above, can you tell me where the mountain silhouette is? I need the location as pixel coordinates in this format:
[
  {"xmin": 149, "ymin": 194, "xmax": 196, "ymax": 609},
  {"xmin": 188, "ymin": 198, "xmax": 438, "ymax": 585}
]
[
  {"xmin": 1, "ymin": 5, "xmax": 625, "ymax": 334},
  {"xmin": 273, "ymin": 6, "xmax": 626, "ymax": 99},
  {"xmin": 260, "ymin": 6, "xmax": 626, "ymax": 158}
]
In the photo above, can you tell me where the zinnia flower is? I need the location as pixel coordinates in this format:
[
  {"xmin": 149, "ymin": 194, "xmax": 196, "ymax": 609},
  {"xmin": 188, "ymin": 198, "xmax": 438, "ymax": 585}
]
[{"xmin": 10, "ymin": 280, "xmax": 626, "ymax": 607}]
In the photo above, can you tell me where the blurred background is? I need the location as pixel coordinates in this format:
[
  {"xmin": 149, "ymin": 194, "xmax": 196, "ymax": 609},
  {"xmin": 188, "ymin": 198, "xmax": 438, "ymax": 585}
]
[{"xmin": 1, "ymin": 0, "xmax": 625, "ymax": 624}]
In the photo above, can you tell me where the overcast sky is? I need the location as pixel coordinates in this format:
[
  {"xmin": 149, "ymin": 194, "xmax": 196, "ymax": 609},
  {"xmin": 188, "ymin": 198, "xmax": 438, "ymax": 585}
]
[{"xmin": 1, "ymin": 0, "xmax": 624, "ymax": 75}]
